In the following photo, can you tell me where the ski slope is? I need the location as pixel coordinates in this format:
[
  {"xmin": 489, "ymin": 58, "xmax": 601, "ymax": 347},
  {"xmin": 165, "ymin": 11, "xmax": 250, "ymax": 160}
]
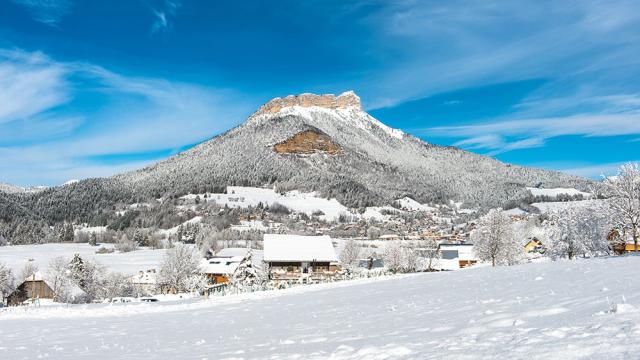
[{"xmin": 2, "ymin": 257, "xmax": 640, "ymax": 359}]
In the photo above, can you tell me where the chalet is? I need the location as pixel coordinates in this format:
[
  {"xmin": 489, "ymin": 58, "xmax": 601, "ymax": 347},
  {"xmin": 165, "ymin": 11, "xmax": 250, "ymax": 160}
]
[
  {"xmin": 200, "ymin": 247, "xmax": 249, "ymax": 284},
  {"xmin": 263, "ymin": 234, "xmax": 340, "ymax": 284},
  {"xmin": 439, "ymin": 243, "xmax": 478, "ymax": 270},
  {"xmin": 6, "ymin": 272, "xmax": 55, "ymax": 306},
  {"xmin": 524, "ymin": 239, "xmax": 544, "ymax": 253}
]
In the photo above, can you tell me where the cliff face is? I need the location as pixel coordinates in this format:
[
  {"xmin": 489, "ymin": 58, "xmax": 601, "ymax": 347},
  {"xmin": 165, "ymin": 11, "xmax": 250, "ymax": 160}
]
[
  {"xmin": 253, "ymin": 91, "xmax": 361, "ymax": 116},
  {"xmin": 273, "ymin": 130, "xmax": 341, "ymax": 155}
]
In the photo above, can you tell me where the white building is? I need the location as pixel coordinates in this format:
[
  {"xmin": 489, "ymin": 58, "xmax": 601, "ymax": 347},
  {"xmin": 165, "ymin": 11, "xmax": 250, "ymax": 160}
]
[{"xmin": 438, "ymin": 243, "xmax": 478, "ymax": 270}]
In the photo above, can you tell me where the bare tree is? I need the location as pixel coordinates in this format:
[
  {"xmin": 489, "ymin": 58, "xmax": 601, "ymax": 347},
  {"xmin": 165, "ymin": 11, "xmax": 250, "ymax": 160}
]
[
  {"xmin": 401, "ymin": 242, "xmax": 420, "ymax": 272},
  {"xmin": 423, "ymin": 238, "xmax": 441, "ymax": 271},
  {"xmin": 47, "ymin": 257, "xmax": 74, "ymax": 303},
  {"xmin": 383, "ymin": 242, "xmax": 404, "ymax": 273},
  {"xmin": 472, "ymin": 209, "xmax": 521, "ymax": 266},
  {"xmin": 0, "ymin": 262, "xmax": 15, "ymax": 304},
  {"xmin": 544, "ymin": 206, "xmax": 611, "ymax": 260},
  {"xmin": 100, "ymin": 272, "xmax": 135, "ymax": 300},
  {"xmin": 158, "ymin": 243, "xmax": 201, "ymax": 293},
  {"xmin": 340, "ymin": 239, "xmax": 362, "ymax": 270},
  {"xmin": 603, "ymin": 163, "xmax": 640, "ymax": 250},
  {"xmin": 18, "ymin": 262, "xmax": 39, "ymax": 283},
  {"xmin": 115, "ymin": 234, "xmax": 137, "ymax": 253}
]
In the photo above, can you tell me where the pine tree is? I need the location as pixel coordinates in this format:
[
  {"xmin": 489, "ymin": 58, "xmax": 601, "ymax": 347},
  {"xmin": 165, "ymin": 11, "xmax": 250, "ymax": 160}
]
[
  {"xmin": 69, "ymin": 254, "xmax": 87, "ymax": 288},
  {"xmin": 89, "ymin": 232, "xmax": 98, "ymax": 246},
  {"xmin": 230, "ymin": 249, "xmax": 263, "ymax": 293}
]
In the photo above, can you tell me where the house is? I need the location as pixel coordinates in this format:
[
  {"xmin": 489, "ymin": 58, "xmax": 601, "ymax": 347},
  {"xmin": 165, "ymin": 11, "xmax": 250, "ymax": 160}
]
[
  {"xmin": 6, "ymin": 272, "xmax": 55, "ymax": 306},
  {"xmin": 199, "ymin": 247, "xmax": 249, "ymax": 284},
  {"xmin": 130, "ymin": 269, "xmax": 160, "ymax": 296},
  {"xmin": 438, "ymin": 243, "xmax": 478, "ymax": 270},
  {"xmin": 263, "ymin": 234, "xmax": 340, "ymax": 283},
  {"xmin": 612, "ymin": 243, "xmax": 640, "ymax": 255},
  {"xmin": 524, "ymin": 238, "xmax": 544, "ymax": 253}
]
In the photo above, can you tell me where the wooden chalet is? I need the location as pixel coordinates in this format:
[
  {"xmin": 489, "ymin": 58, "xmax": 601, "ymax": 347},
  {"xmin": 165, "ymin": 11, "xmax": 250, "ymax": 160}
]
[
  {"xmin": 199, "ymin": 247, "xmax": 249, "ymax": 284},
  {"xmin": 263, "ymin": 234, "xmax": 340, "ymax": 284}
]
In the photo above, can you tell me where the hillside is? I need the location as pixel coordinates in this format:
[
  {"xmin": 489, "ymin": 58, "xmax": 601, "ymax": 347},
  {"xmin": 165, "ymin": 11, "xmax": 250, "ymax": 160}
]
[
  {"xmin": 1, "ymin": 91, "xmax": 590, "ymax": 227},
  {"xmin": 1, "ymin": 257, "xmax": 638, "ymax": 359}
]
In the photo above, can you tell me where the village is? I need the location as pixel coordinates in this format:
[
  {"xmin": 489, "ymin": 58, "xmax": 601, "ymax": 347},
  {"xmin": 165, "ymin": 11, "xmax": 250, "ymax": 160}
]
[
  {"xmin": 1, "ymin": 176, "xmax": 638, "ymax": 310},
  {"xmin": 0, "ymin": 208, "xmax": 624, "ymax": 309}
]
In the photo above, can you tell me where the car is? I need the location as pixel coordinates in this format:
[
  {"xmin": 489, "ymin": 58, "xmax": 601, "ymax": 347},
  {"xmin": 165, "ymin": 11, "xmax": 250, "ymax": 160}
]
[{"xmin": 139, "ymin": 297, "xmax": 159, "ymax": 302}]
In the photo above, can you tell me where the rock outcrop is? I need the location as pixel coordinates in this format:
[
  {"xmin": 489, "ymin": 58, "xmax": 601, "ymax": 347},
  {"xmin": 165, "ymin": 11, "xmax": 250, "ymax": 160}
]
[
  {"xmin": 253, "ymin": 91, "xmax": 361, "ymax": 116},
  {"xmin": 273, "ymin": 130, "xmax": 341, "ymax": 155}
]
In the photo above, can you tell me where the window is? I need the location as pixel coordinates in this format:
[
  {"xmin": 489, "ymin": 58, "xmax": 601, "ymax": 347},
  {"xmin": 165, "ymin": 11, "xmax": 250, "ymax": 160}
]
[{"xmin": 441, "ymin": 250, "xmax": 459, "ymax": 260}]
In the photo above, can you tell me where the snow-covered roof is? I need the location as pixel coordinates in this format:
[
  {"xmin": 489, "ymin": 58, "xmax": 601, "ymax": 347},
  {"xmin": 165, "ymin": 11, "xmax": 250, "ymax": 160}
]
[
  {"xmin": 263, "ymin": 234, "xmax": 338, "ymax": 262},
  {"xmin": 200, "ymin": 248, "xmax": 250, "ymax": 275},
  {"xmin": 130, "ymin": 270, "xmax": 158, "ymax": 285},
  {"xmin": 216, "ymin": 247, "xmax": 250, "ymax": 257}
]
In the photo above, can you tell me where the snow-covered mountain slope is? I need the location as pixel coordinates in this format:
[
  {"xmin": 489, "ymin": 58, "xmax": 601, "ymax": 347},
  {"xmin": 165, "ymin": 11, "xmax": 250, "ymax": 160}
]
[
  {"xmin": 2, "ymin": 91, "xmax": 591, "ymax": 224},
  {"xmin": 0, "ymin": 183, "xmax": 48, "ymax": 194},
  {"xmin": 2, "ymin": 256, "xmax": 640, "ymax": 359},
  {"xmin": 117, "ymin": 91, "xmax": 589, "ymax": 208}
]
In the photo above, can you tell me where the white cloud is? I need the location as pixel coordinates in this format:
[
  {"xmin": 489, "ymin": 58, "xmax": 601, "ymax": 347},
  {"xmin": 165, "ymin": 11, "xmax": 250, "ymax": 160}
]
[
  {"xmin": 359, "ymin": 0, "xmax": 640, "ymax": 109},
  {"xmin": 0, "ymin": 50, "xmax": 70, "ymax": 124},
  {"xmin": 12, "ymin": 0, "xmax": 72, "ymax": 26},
  {"xmin": 150, "ymin": 0, "xmax": 181, "ymax": 34},
  {"xmin": 429, "ymin": 113, "xmax": 640, "ymax": 140},
  {"xmin": 0, "ymin": 48, "xmax": 255, "ymax": 187}
]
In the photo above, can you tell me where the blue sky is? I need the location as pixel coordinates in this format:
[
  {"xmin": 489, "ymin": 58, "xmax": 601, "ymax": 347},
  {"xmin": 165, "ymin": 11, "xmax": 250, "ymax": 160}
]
[{"xmin": 1, "ymin": 0, "xmax": 639, "ymax": 186}]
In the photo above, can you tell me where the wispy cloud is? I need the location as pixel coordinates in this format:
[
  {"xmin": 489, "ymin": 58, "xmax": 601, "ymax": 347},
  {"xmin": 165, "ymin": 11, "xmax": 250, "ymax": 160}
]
[
  {"xmin": 429, "ymin": 113, "xmax": 640, "ymax": 140},
  {"xmin": 0, "ymin": 48, "xmax": 254, "ymax": 186},
  {"xmin": 559, "ymin": 161, "xmax": 639, "ymax": 179},
  {"xmin": 12, "ymin": 0, "xmax": 72, "ymax": 26},
  {"xmin": 359, "ymin": 0, "xmax": 640, "ymax": 109},
  {"xmin": 0, "ymin": 49, "xmax": 69, "ymax": 124},
  {"xmin": 149, "ymin": 0, "xmax": 181, "ymax": 34}
]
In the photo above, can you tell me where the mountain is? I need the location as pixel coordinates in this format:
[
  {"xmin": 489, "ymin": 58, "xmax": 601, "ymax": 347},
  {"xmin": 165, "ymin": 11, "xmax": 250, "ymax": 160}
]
[{"xmin": 1, "ymin": 91, "xmax": 591, "ymax": 226}]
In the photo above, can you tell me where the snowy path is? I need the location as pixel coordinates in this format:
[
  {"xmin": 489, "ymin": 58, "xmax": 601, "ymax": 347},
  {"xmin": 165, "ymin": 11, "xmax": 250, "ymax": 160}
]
[{"xmin": 2, "ymin": 257, "xmax": 640, "ymax": 359}]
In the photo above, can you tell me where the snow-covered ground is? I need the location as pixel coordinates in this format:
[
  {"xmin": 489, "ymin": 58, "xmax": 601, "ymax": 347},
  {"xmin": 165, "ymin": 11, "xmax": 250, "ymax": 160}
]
[
  {"xmin": 531, "ymin": 199, "xmax": 602, "ymax": 213},
  {"xmin": 182, "ymin": 186, "xmax": 351, "ymax": 221},
  {"xmin": 2, "ymin": 256, "xmax": 640, "ymax": 359},
  {"xmin": 0, "ymin": 243, "xmax": 167, "ymax": 276},
  {"xmin": 527, "ymin": 187, "xmax": 591, "ymax": 199},
  {"xmin": 180, "ymin": 186, "xmax": 440, "ymax": 222}
]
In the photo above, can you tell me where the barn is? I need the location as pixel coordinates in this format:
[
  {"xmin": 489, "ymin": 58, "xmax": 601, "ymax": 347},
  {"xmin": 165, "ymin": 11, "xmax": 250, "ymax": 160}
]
[{"xmin": 6, "ymin": 272, "xmax": 55, "ymax": 306}]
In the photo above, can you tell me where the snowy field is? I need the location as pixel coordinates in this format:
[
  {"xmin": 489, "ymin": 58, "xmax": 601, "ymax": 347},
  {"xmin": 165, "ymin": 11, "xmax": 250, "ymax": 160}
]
[
  {"xmin": 180, "ymin": 186, "xmax": 439, "ymax": 222},
  {"xmin": 531, "ymin": 199, "xmax": 602, "ymax": 213},
  {"xmin": 0, "ymin": 243, "xmax": 167, "ymax": 275},
  {"xmin": 2, "ymin": 256, "xmax": 640, "ymax": 359},
  {"xmin": 527, "ymin": 187, "xmax": 591, "ymax": 198}
]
